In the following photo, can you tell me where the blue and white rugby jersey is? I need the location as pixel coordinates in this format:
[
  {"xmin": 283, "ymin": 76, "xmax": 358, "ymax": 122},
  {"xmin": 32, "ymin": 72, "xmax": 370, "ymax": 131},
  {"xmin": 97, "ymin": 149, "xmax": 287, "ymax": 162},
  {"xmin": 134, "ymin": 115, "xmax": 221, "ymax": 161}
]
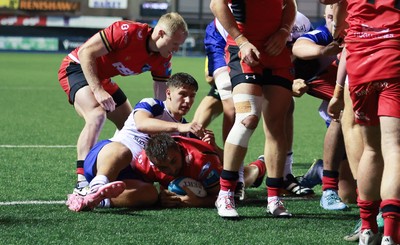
[
  {"xmin": 110, "ymin": 98, "xmax": 188, "ymax": 155},
  {"xmin": 296, "ymin": 25, "xmax": 336, "ymax": 73}
]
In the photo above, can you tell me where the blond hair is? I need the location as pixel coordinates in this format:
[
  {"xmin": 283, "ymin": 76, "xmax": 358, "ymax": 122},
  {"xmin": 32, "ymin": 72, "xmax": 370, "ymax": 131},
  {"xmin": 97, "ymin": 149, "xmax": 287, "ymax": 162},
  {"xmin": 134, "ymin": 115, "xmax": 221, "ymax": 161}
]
[{"xmin": 157, "ymin": 12, "xmax": 188, "ymax": 36}]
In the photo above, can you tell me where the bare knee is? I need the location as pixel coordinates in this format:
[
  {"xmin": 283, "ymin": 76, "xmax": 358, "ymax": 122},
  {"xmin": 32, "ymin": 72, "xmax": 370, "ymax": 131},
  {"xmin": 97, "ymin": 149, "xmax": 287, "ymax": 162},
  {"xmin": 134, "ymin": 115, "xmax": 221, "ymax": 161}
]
[
  {"xmin": 85, "ymin": 106, "xmax": 107, "ymax": 128},
  {"xmin": 241, "ymin": 114, "xmax": 259, "ymax": 129}
]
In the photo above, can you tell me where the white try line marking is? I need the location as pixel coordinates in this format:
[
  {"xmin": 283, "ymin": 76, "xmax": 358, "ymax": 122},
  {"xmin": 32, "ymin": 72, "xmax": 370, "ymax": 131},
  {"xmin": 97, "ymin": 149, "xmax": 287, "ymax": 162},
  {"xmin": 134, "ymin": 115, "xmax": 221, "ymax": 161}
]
[
  {"xmin": 0, "ymin": 200, "xmax": 66, "ymax": 206},
  {"xmin": 0, "ymin": 145, "xmax": 75, "ymax": 148}
]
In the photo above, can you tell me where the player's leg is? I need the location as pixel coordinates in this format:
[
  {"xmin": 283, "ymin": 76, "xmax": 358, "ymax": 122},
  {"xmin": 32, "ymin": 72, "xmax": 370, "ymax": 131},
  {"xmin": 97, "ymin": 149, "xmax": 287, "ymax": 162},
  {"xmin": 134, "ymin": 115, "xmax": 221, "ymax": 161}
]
[
  {"xmin": 320, "ymin": 120, "xmax": 349, "ymax": 210},
  {"xmin": 214, "ymin": 66, "xmax": 235, "ymax": 141},
  {"xmin": 214, "ymin": 66, "xmax": 246, "ymax": 200},
  {"xmin": 262, "ymin": 84, "xmax": 293, "ymax": 217},
  {"xmin": 244, "ymin": 155, "xmax": 266, "ymax": 188},
  {"xmin": 192, "ymin": 84, "xmax": 223, "ymax": 128},
  {"xmin": 338, "ymin": 159, "xmax": 357, "ymax": 204},
  {"xmin": 280, "ymin": 98, "xmax": 314, "ymax": 197},
  {"xmin": 216, "ymin": 83, "xmax": 262, "ymax": 218},
  {"xmin": 59, "ymin": 62, "xmax": 108, "ymax": 190},
  {"xmin": 112, "ymin": 179, "xmax": 159, "ymax": 208},
  {"xmin": 380, "ymin": 115, "xmax": 400, "ymax": 243},
  {"xmin": 107, "ymin": 97, "xmax": 132, "ymax": 130},
  {"xmin": 357, "ymin": 124, "xmax": 383, "ymax": 244},
  {"xmin": 83, "ymin": 142, "xmax": 135, "ymax": 210},
  {"xmin": 67, "ymin": 140, "xmax": 129, "ymax": 212},
  {"xmin": 341, "ymin": 85, "xmax": 363, "ymax": 178},
  {"xmin": 73, "ymin": 86, "xmax": 107, "ymax": 183}
]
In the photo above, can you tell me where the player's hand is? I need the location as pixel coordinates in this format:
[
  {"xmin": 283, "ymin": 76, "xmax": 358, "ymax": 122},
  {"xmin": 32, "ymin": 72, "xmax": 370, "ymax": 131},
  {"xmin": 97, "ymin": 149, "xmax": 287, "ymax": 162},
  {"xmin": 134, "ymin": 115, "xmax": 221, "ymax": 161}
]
[
  {"xmin": 328, "ymin": 96, "xmax": 344, "ymax": 121},
  {"xmin": 93, "ymin": 88, "xmax": 116, "ymax": 112},
  {"xmin": 201, "ymin": 129, "xmax": 216, "ymax": 145},
  {"xmin": 320, "ymin": 41, "xmax": 343, "ymax": 57},
  {"xmin": 158, "ymin": 189, "xmax": 182, "ymax": 208},
  {"xmin": 239, "ymin": 41, "xmax": 260, "ymax": 67},
  {"xmin": 292, "ymin": 79, "xmax": 309, "ymax": 97},
  {"xmin": 264, "ymin": 29, "xmax": 289, "ymax": 56},
  {"xmin": 178, "ymin": 122, "xmax": 205, "ymax": 139},
  {"xmin": 178, "ymin": 186, "xmax": 203, "ymax": 207}
]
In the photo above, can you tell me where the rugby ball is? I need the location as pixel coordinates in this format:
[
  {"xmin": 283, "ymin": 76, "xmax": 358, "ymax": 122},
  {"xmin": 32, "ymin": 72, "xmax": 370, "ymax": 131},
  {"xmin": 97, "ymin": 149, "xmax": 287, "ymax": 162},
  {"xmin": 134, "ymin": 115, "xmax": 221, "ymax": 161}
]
[{"xmin": 168, "ymin": 177, "xmax": 207, "ymax": 197}]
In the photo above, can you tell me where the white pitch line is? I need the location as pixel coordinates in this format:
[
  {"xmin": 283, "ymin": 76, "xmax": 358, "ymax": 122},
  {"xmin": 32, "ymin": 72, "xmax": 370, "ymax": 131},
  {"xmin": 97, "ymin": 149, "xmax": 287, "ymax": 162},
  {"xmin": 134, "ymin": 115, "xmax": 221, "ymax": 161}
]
[
  {"xmin": 0, "ymin": 145, "xmax": 75, "ymax": 148},
  {"xmin": 0, "ymin": 200, "xmax": 66, "ymax": 206}
]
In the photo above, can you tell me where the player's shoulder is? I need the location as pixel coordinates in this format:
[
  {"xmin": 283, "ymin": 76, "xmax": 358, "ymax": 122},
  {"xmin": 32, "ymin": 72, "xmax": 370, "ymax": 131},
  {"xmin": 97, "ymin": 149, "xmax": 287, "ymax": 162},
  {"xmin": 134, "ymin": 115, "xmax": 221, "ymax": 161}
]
[
  {"xmin": 113, "ymin": 20, "xmax": 148, "ymax": 30},
  {"xmin": 298, "ymin": 25, "xmax": 332, "ymax": 44},
  {"xmin": 135, "ymin": 98, "xmax": 163, "ymax": 107},
  {"xmin": 174, "ymin": 136, "xmax": 216, "ymax": 153},
  {"xmin": 134, "ymin": 98, "xmax": 164, "ymax": 114},
  {"xmin": 108, "ymin": 21, "xmax": 150, "ymax": 39}
]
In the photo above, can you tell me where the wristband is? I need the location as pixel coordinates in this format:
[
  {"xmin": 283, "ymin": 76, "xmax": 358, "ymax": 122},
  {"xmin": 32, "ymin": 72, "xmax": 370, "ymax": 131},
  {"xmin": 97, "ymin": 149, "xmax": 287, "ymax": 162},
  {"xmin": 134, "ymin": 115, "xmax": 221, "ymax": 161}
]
[
  {"xmin": 239, "ymin": 41, "xmax": 249, "ymax": 49},
  {"xmin": 336, "ymin": 82, "xmax": 344, "ymax": 88},
  {"xmin": 234, "ymin": 34, "xmax": 243, "ymax": 42}
]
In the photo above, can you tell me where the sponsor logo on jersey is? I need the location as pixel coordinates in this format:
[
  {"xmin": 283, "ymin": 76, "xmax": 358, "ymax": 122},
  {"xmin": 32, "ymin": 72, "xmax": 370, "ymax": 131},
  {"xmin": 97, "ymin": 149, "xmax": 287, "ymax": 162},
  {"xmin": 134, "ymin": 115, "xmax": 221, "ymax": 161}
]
[
  {"xmin": 133, "ymin": 135, "xmax": 146, "ymax": 147},
  {"xmin": 137, "ymin": 29, "xmax": 144, "ymax": 40},
  {"xmin": 185, "ymin": 153, "xmax": 193, "ymax": 165},
  {"xmin": 141, "ymin": 64, "xmax": 151, "ymax": 73},
  {"xmin": 113, "ymin": 62, "xmax": 135, "ymax": 75},
  {"xmin": 121, "ymin": 23, "xmax": 129, "ymax": 31},
  {"xmin": 198, "ymin": 162, "xmax": 211, "ymax": 179}
]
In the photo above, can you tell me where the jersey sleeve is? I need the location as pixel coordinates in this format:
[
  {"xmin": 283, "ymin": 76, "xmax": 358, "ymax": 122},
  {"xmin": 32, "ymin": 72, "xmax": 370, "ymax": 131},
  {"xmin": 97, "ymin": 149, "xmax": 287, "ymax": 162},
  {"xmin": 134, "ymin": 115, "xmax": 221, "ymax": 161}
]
[
  {"xmin": 133, "ymin": 98, "xmax": 165, "ymax": 117},
  {"xmin": 297, "ymin": 25, "xmax": 333, "ymax": 46},
  {"xmin": 100, "ymin": 21, "xmax": 144, "ymax": 52}
]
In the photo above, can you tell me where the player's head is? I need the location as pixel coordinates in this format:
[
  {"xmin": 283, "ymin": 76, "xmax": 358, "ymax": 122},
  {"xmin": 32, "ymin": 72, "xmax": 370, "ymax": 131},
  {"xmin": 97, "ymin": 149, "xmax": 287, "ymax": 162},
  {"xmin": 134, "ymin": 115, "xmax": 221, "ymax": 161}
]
[
  {"xmin": 153, "ymin": 12, "xmax": 188, "ymax": 58},
  {"xmin": 145, "ymin": 133, "xmax": 183, "ymax": 177},
  {"xmin": 324, "ymin": 5, "xmax": 335, "ymax": 34},
  {"xmin": 165, "ymin": 72, "xmax": 198, "ymax": 116},
  {"xmin": 287, "ymin": 11, "xmax": 313, "ymax": 46}
]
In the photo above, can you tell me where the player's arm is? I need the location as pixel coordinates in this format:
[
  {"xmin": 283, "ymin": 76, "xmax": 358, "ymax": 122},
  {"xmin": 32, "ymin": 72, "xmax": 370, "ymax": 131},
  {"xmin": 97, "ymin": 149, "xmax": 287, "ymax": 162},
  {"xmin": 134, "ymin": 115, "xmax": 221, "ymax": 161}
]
[
  {"xmin": 134, "ymin": 110, "xmax": 204, "ymax": 135},
  {"xmin": 178, "ymin": 183, "xmax": 219, "ymax": 208},
  {"xmin": 201, "ymin": 129, "xmax": 224, "ymax": 161},
  {"xmin": 77, "ymin": 33, "xmax": 116, "ymax": 112},
  {"xmin": 292, "ymin": 38, "xmax": 341, "ymax": 60},
  {"xmin": 331, "ymin": 1, "xmax": 348, "ymax": 40},
  {"xmin": 264, "ymin": 0, "xmax": 297, "ymax": 56},
  {"xmin": 210, "ymin": 0, "xmax": 260, "ymax": 66},
  {"xmin": 153, "ymin": 79, "xmax": 168, "ymax": 101},
  {"xmin": 328, "ymin": 47, "xmax": 347, "ymax": 120}
]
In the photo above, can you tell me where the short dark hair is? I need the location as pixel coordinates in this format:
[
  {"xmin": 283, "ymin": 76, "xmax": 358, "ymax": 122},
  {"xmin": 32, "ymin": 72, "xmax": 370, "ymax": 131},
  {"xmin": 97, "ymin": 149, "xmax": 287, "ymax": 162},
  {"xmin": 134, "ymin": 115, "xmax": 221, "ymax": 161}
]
[
  {"xmin": 166, "ymin": 72, "xmax": 198, "ymax": 91},
  {"xmin": 145, "ymin": 133, "xmax": 179, "ymax": 163}
]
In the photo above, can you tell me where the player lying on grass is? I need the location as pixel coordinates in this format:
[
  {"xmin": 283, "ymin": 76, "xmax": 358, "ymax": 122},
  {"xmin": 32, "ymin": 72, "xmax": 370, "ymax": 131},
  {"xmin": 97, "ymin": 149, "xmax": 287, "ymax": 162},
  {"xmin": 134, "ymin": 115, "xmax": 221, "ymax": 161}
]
[
  {"xmin": 66, "ymin": 133, "xmax": 266, "ymax": 211},
  {"xmin": 66, "ymin": 72, "xmax": 209, "ymax": 210}
]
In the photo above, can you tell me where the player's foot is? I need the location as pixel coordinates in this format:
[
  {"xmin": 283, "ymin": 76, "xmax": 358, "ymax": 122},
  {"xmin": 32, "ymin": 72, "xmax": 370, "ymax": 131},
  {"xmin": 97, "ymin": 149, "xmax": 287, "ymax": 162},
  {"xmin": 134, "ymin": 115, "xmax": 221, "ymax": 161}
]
[
  {"xmin": 320, "ymin": 189, "xmax": 348, "ymax": 211},
  {"xmin": 359, "ymin": 229, "xmax": 381, "ymax": 245},
  {"xmin": 381, "ymin": 236, "xmax": 397, "ymax": 245},
  {"xmin": 296, "ymin": 159, "xmax": 323, "ymax": 188},
  {"xmin": 344, "ymin": 212, "xmax": 384, "ymax": 242},
  {"xmin": 67, "ymin": 181, "xmax": 125, "ymax": 212},
  {"xmin": 73, "ymin": 180, "xmax": 90, "ymax": 196},
  {"xmin": 343, "ymin": 218, "xmax": 361, "ymax": 242},
  {"xmin": 250, "ymin": 155, "xmax": 266, "ymax": 188},
  {"xmin": 215, "ymin": 192, "xmax": 239, "ymax": 218},
  {"xmin": 234, "ymin": 182, "xmax": 245, "ymax": 201},
  {"xmin": 282, "ymin": 174, "xmax": 315, "ymax": 197},
  {"xmin": 267, "ymin": 197, "xmax": 292, "ymax": 218}
]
